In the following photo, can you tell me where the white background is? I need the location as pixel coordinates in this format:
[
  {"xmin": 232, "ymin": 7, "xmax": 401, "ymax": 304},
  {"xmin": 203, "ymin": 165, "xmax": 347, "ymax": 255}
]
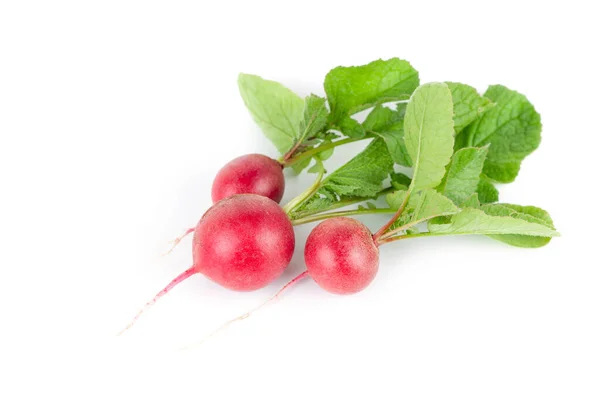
[{"xmin": 1, "ymin": 1, "xmax": 598, "ymax": 405}]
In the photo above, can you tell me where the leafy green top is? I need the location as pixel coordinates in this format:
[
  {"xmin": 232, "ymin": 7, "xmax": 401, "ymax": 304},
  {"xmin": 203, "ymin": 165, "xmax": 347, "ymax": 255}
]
[
  {"xmin": 324, "ymin": 58, "xmax": 419, "ymax": 123},
  {"xmin": 404, "ymin": 82, "xmax": 455, "ymax": 193},
  {"xmin": 238, "ymin": 58, "xmax": 556, "ymax": 249},
  {"xmin": 456, "ymin": 85, "xmax": 541, "ymax": 183},
  {"xmin": 238, "ymin": 74, "xmax": 304, "ymax": 154},
  {"xmin": 238, "ymin": 58, "xmax": 419, "ymax": 172}
]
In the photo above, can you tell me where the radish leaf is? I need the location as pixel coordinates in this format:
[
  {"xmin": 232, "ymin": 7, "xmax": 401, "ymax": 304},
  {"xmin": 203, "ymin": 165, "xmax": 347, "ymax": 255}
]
[
  {"xmin": 325, "ymin": 58, "xmax": 419, "ymax": 124},
  {"xmin": 447, "ymin": 82, "xmax": 494, "ymax": 134},
  {"xmin": 363, "ymin": 104, "xmax": 412, "ymax": 166},
  {"xmin": 238, "ymin": 73, "xmax": 304, "ymax": 154},
  {"xmin": 404, "ymin": 83, "xmax": 455, "ymax": 192},
  {"xmin": 476, "ymin": 178, "xmax": 499, "ymax": 203},
  {"xmin": 437, "ymin": 146, "xmax": 489, "ymax": 206},
  {"xmin": 386, "ymin": 189, "xmax": 459, "ymax": 228},
  {"xmin": 427, "ymin": 207, "xmax": 558, "ymax": 238},
  {"xmin": 480, "ymin": 204, "xmax": 556, "ymax": 247},
  {"xmin": 456, "ymin": 85, "xmax": 541, "ymax": 183}
]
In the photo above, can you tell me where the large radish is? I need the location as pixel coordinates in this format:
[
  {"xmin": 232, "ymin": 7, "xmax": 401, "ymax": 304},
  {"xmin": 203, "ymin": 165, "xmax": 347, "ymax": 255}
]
[{"xmin": 118, "ymin": 194, "xmax": 294, "ymax": 334}]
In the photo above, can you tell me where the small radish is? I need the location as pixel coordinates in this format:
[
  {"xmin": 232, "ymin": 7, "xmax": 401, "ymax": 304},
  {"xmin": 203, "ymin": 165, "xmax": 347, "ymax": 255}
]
[
  {"xmin": 211, "ymin": 154, "xmax": 285, "ymax": 203},
  {"xmin": 118, "ymin": 194, "xmax": 295, "ymax": 334},
  {"xmin": 304, "ymin": 217, "xmax": 379, "ymax": 294}
]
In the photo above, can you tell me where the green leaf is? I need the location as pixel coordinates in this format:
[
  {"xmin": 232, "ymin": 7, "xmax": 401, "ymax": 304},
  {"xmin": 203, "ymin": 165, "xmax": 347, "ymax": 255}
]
[
  {"xmin": 386, "ymin": 189, "xmax": 459, "ymax": 228},
  {"xmin": 363, "ymin": 104, "xmax": 412, "ymax": 166},
  {"xmin": 307, "ymin": 160, "xmax": 325, "ymax": 174},
  {"xmin": 319, "ymin": 138, "xmax": 394, "ymax": 197},
  {"xmin": 298, "ymin": 95, "xmax": 329, "ymax": 144},
  {"xmin": 338, "ymin": 116, "xmax": 366, "ymax": 138},
  {"xmin": 404, "ymin": 83, "xmax": 455, "ymax": 192},
  {"xmin": 480, "ymin": 204, "xmax": 556, "ymax": 247},
  {"xmin": 390, "ymin": 172, "xmax": 412, "ymax": 190},
  {"xmin": 476, "ymin": 178, "xmax": 499, "ymax": 203},
  {"xmin": 447, "ymin": 82, "xmax": 494, "ymax": 134},
  {"xmin": 290, "ymin": 157, "xmax": 313, "ymax": 175},
  {"xmin": 363, "ymin": 104, "xmax": 406, "ymax": 130},
  {"xmin": 456, "ymin": 85, "xmax": 542, "ymax": 183},
  {"xmin": 461, "ymin": 194, "xmax": 481, "ymax": 209},
  {"xmin": 437, "ymin": 146, "xmax": 488, "ymax": 206},
  {"xmin": 317, "ymin": 142, "xmax": 335, "ymax": 161},
  {"xmin": 325, "ymin": 58, "xmax": 419, "ymax": 123},
  {"xmin": 238, "ymin": 73, "xmax": 304, "ymax": 154},
  {"xmin": 294, "ymin": 189, "xmax": 336, "ymax": 213},
  {"xmin": 296, "ymin": 139, "xmax": 394, "ymax": 213},
  {"xmin": 428, "ymin": 207, "xmax": 558, "ymax": 238},
  {"xmin": 365, "ymin": 84, "xmax": 492, "ymax": 167}
]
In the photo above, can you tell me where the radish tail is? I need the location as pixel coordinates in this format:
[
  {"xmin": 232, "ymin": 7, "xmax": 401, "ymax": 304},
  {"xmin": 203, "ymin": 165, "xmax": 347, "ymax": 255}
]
[
  {"xmin": 162, "ymin": 228, "xmax": 195, "ymax": 256},
  {"xmin": 117, "ymin": 266, "xmax": 197, "ymax": 335},
  {"xmin": 182, "ymin": 270, "xmax": 310, "ymax": 349}
]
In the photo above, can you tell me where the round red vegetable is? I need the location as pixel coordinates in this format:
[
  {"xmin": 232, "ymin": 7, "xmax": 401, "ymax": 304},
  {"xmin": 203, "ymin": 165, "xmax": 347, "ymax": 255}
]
[
  {"xmin": 194, "ymin": 194, "xmax": 295, "ymax": 291},
  {"xmin": 211, "ymin": 154, "xmax": 285, "ymax": 203},
  {"xmin": 304, "ymin": 217, "xmax": 379, "ymax": 294},
  {"xmin": 118, "ymin": 194, "xmax": 294, "ymax": 334}
]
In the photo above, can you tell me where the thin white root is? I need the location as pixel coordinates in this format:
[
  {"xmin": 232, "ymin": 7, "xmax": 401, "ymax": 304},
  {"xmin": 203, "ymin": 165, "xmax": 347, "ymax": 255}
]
[
  {"xmin": 180, "ymin": 270, "xmax": 310, "ymax": 350},
  {"xmin": 161, "ymin": 227, "xmax": 195, "ymax": 257}
]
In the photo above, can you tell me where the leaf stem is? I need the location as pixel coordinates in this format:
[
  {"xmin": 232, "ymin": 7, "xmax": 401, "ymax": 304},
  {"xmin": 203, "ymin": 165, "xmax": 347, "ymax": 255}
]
[
  {"xmin": 281, "ymin": 108, "xmax": 322, "ymax": 163},
  {"xmin": 291, "ymin": 207, "xmax": 396, "ymax": 226},
  {"xmin": 377, "ymin": 232, "xmax": 432, "ymax": 245},
  {"xmin": 372, "ymin": 190, "xmax": 411, "ymax": 242},
  {"xmin": 282, "ymin": 135, "xmax": 373, "ymax": 167},
  {"xmin": 282, "ymin": 164, "xmax": 325, "ymax": 214},
  {"xmin": 378, "ymin": 210, "xmax": 458, "ymax": 241}
]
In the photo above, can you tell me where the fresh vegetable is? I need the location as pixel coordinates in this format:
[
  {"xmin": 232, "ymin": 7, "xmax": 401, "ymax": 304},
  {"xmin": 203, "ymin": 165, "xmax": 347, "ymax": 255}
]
[
  {"xmin": 308, "ymin": 82, "xmax": 557, "ymax": 292},
  {"xmin": 207, "ymin": 58, "xmax": 419, "ymax": 203},
  {"xmin": 169, "ymin": 58, "xmax": 420, "ymax": 250},
  {"xmin": 304, "ymin": 217, "xmax": 378, "ymax": 294},
  {"xmin": 238, "ymin": 58, "xmax": 419, "ymax": 174},
  {"xmin": 196, "ymin": 81, "xmax": 557, "ymax": 341},
  {"xmin": 211, "ymin": 154, "xmax": 285, "ymax": 203},
  {"xmin": 125, "ymin": 57, "xmax": 558, "ymax": 340},
  {"xmin": 118, "ymin": 194, "xmax": 294, "ymax": 334}
]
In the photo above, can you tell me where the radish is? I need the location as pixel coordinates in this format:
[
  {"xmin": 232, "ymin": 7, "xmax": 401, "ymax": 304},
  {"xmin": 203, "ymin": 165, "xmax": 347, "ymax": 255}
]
[
  {"xmin": 304, "ymin": 217, "xmax": 379, "ymax": 294},
  {"xmin": 211, "ymin": 153, "xmax": 285, "ymax": 203},
  {"xmin": 118, "ymin": 194, "xmax": 294, "ymax": 334}
]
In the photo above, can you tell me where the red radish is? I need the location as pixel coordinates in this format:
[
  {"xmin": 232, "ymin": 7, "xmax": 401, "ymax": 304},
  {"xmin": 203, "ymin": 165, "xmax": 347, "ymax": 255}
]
[
  {"xmin": 211, "ymin": 153, "xmax": 285, "ymax": 203},
  {"xmin": 304, "ymin": 217, "xmax": 379, "ymax": 294},
  {"xmin": 118, "ymin": 194, "xmax": 295, "ymax": 334},
  {"xmin": 194, "ymin": 217, "xmax": 380, "ymax": 344}
]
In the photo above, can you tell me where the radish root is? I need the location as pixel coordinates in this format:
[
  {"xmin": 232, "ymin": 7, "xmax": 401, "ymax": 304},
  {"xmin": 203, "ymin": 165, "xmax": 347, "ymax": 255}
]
[
  {"xmin": 162, "ymin": 228, "xmax": 195, "ymax": 257},
  {"xmin": 181, "ymin": 270, "xmax": 309, "ymax": 349},
  {"xmin": 117, "ymin": 266, "xmax": 197, "ymax": 335}
]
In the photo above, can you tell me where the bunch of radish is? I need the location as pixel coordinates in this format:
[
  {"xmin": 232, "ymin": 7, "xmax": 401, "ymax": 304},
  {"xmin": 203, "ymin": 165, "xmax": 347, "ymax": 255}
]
[{"xmin": 119, "ymin": 59, "xmax": 558, "ymax": 337}]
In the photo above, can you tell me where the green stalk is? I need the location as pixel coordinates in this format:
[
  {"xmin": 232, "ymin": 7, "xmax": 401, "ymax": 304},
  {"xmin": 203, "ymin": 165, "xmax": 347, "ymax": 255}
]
[
  {"xmin": 372, "ymin": 190, "xmax": 410, "ymax": 242},
  {"xmin": 377, "ymin": 232, "xmax": 432, "ymax": 245},
  {"xmin": 282, "ymin": 164, "xmax": 325, "ymax": 215},
  {"xmin": 282, "ymin": 135, "xmax": 374, "ymax": 167},
  {"xmin": 291, "ymin": 208, "xmax": 396, "ymax": 226}
]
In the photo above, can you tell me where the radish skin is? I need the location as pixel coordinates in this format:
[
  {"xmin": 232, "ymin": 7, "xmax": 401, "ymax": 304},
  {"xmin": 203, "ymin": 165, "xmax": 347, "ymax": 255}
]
[
  {"xmin": 211, "ymin": 154, "xmax": 285, "ymax": 203},
  {"xmin": 305, "ymin": 217, "xmax": 379, "ymax": 294}
]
